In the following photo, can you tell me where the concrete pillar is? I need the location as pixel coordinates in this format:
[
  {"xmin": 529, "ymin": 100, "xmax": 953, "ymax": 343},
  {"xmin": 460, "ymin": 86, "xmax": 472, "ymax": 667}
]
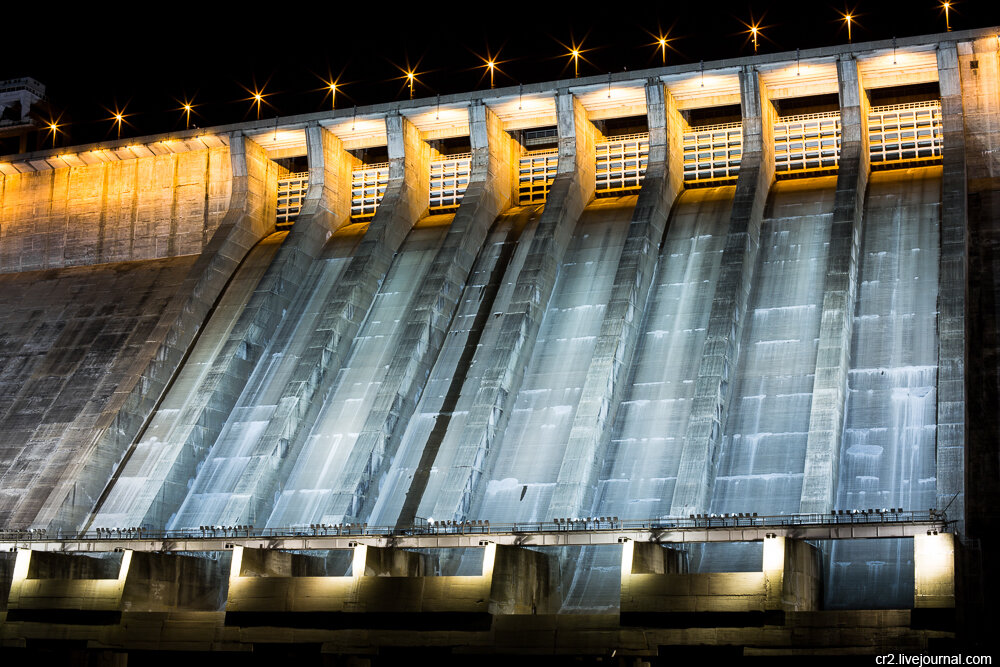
[
  {"xmin": 670, "ymin": 67, "xmax": 775, "ymax": 517},
  {"xmin": 762, "ymin": 536, "xmax": 821, "ymax": 611},
  {"xmin": 799, "ymin": 57, "xmax": 870, "ymax": 514},
  {"xmin": 950, "ymin": 37, "xmax": 999, "ymax": 645},
  {"xmin": 938, "ymin": 42, "xmax": 974, "ymax": 529},
  {"xmin": 80, "ymin": 127, "xmax": 358, "ymax": 530},
  {"xmin": 548, "ymin": 80, "xmax": 684, "ymax": 520},
  {"xmin": 31, "ymin": 133, "xmax": 276, "ymax": 533},
  {"xmin": 914, "ymin": 533, "xmax": 956, "ymax": 608},
  {"xmin": 321, "ymin": 103, "xmax": 520, "ymax": 525},
  {"xmin": 425, "ymin": 91, "xmax": 597, "ymax": 521},
  {"xmin": 216, "ymin": 114, "xmax": 431, "ymax": 526}
]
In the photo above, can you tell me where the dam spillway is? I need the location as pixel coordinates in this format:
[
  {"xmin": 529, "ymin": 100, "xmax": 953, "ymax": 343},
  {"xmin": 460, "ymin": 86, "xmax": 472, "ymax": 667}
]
[{"xmin": 0, "ymin": 28, "xmax": 997, "ymax": 659}]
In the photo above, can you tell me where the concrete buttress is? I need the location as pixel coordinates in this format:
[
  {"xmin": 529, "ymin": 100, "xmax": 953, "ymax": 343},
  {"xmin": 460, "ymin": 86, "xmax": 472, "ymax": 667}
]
[
  {"xmin": 799, "ymin": 57, "xmax": 869, "ymax": 513},
  {"xmin": 670, "ymin": 67, "xmax": 775, "ymax": 517}
]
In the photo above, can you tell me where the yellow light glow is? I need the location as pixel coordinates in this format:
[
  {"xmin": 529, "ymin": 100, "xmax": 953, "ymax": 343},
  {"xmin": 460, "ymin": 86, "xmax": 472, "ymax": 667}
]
[{"xmin": 942, "ymin": 1, "xmax": 952, "ymax": 31}]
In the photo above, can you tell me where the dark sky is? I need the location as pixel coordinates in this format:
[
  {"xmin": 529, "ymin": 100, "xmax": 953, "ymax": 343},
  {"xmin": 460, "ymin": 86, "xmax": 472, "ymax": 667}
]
[{"xmin": 3, "ymin": 1, "xmax": 999, "ymax": 151}]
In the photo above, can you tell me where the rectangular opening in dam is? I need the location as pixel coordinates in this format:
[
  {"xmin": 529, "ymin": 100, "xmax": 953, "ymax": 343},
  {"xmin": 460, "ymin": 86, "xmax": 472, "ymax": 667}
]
[
  {"xmin": 519, "ymin": 126, "xmax": 558, "ymax": 204},
  {"xmin": 351, "ymin": 144, "xmax": 389, "ymax": 219},
  {"xmin": 429, "ymin": 136, "xmax": 472, "ymax": 211},
  {"xmin": 275, "ymin": 155, "xmax": 309, "ymax": 229},
  {"xmin": 773, "ymin": 93, "xmax": 842, "ymax": 177},
  {"xmin": 682, "ymin": 104, "xmax": 743, "ymax": 185},
  {"xmin": 596, "ymin": 115, "xmax": 649, "ymax": 195},
  {"xmin": 867, "ymin": 83, "xmax": 943, "ymax": 169}
]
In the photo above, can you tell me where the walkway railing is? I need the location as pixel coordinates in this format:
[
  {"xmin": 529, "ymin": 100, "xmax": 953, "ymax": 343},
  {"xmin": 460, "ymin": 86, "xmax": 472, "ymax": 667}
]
[
  {"xmin": 351, "ymin": 162, "xmax": 389, "ymax": 219},
  {"xmin": 429, "ymin": 153, "xmax": 472, "ymax": 211},
  {"xmin": 0, "ymin": 509, "xmax": 947, "ymax": 546},
  {"xmin": 276, "ymin": 172, "xmax": 308, "ymax": 228},
  {"xmin": 518, "ymin": 148, "xmax": 558, "ymax": 204},
  {"xmin": 774, "ymin": 111, "xmax": 841, "ymax": 174},
  {"xmin": 868, "ymin": 100, "xmax": 943, "ymax": 166},
  {"xmin": 683, "ymin": 122, "xmax": 742, "ymax": 184},
  {"xmin": 595, "ymin": 132, "xmax": 649, "ymax": 193}
]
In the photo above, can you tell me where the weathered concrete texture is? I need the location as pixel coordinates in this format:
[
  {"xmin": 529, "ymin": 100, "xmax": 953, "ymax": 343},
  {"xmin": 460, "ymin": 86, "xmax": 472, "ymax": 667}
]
[
  {"xmin": 626, "ymin": 542, "xmax": 687, "ymax": 575},
  {"xmin": 86, "ymin": 126, "xmax": 357, "ymax": 530},
  {"xmin": 670, "ymin": 67, "xmax": 776, "ymax": 517},
  {"xmin": 937, "ymin": 43, "xmax": 971, "ymax": 528},
  {"xmin": 28, "ymin": 133, "xmax": 278, "ymax": 532},
  {"xmin": 0, "ymin": 255, "xmax": 197, "ymax": 527},
  {"xmin": 0, "ymin": 146, "xmax": 232, "ymax": 273},
  {"xmin": 799, "ymin": 57, "xmax": 870, "ymax": 514},
  {"xmin": 187, "ymin": 115, "xmax": 430, "ymax": 528},
  {"xmin": 621, "ymin": 537, "xmax": 819, "ymax": 614},
  {"xmin": 7, "ymin": 549, "xmax": 229, "ymax": 614},
  {"xmin": 547, "ymin": 81, "xmax": 684, "ymax": 521},
  {"xmin": 322, "ymin": 103, "xmax": 519, "ymax": 524},
  {"xmin": 225, "ymin": 544, "xmax": 551, "ymax": 616},
  {"xmin": 954, "ymin": 37, "xmax": 1000, "ymax": 647},
  {"xmin": 427, "ymin": 92, "xmax": 597, "ymax": 521}
]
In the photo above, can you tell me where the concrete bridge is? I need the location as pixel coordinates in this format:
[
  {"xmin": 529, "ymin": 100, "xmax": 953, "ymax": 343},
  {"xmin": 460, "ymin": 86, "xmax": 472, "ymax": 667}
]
[{"xmin": 0, "ymin": 26, "xmax": 998, "ymax": 660}]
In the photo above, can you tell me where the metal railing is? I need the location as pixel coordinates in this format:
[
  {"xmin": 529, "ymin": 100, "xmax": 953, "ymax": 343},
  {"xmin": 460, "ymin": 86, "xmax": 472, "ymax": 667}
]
[
  {"xmin": 518, "ymin": 149, "xmax": 558, "ymax": 204},
  {"xmin": 683, "ymin": 122, "xmax": 742, "ymax": 183},
  {"xmin": 774, "ymin": 111, "xmax": 841, "ymax": 174},
  {"xmin": 429, "ymin": 153, "xmax": 472, "ymax": 211},
  {"xmin": 0, "ymin": 509, "xmax": 947, "ymax": 545},
  {"xmin": 351, "ymin": 163, "xmax": 389, "ymax": 219},
  {"xmin": 595, "ymin": 132, "xmax": 649, "ymax": 193},
  {"xmin": 276, "ymin": 172, "xmax": 309, "ymax": 228},
  {"xmin": 868, "ymin": 101, "xmax": 943, "ymax": 166}
]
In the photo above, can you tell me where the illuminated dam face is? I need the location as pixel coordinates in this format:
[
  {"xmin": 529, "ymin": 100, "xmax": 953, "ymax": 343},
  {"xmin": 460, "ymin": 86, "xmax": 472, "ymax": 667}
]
[{"xmin": 0, "ymin": 28, "xmax": 995, "ymax": 658}]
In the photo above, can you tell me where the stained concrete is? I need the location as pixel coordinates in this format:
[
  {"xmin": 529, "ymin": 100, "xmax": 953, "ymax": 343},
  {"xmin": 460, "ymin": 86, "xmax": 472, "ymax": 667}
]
[
  {"xmin": 426, "ymin": 92, "xmax": 598, "ymax": 521},
  {"xmin": 670, "ymin": 67, "xmax": 776, "ymax": 517},
  {"xmin": 0, "ymin": 146, "xmax": 233, "ymax": 273},
  {"xmin": 548, "ymin": 81, "xmax": 684, "ymax": 520},
  {"xmin": 799, "ymin": 57, "xmax": 870, "ymax": 513}
]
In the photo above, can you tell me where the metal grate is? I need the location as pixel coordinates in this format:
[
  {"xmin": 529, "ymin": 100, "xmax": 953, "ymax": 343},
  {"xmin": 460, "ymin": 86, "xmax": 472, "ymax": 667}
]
[
  {"xmin": 429, "ymin": 153, "xmax": 472, "ymax": 211},
  {"xmin": 276, "ymin": 172, "xmax": 309, "ymax": 228},
  {"xmin": 774, "ymin": 111, "xmax": 841, "ymax": 174},
  {"xmin": 595, "ymin": 133, "xmax": 649, "ymax": 193},
  {"xmin": 518, "ymin": 149, "xmax": 558, "ymax": 204},
  {"xmin": 351, "ymin": 163, "xmax": 389, "ymax": 219},
  {"xmin": 682, "ymin": 122, "xmax": 742, "ymax": 183},
  {"xmin": 868, "ymin": 101, "xmax": 943, "ymax": 166}
]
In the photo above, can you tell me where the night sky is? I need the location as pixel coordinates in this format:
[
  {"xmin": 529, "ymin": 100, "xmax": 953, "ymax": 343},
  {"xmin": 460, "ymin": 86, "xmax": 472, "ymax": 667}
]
[{"xmin": 2, "ymin": 1, "xmax": 999, "ymax": 152}]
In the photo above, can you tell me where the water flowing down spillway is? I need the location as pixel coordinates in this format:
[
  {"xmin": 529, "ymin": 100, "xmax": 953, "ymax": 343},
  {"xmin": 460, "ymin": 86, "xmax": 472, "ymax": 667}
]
[
  {"xmin": 712, "ymin": 177, "xmax": 836, "ymax": 515},
  {"xmin": 470, "ymin": 196, "xmax": 636, "ymax": 524},
  {"xmin": 264, "ymin": 215, "xmax": 453, "ymax": 529},
  {"xmin": 560, "ymin": 186, "xmax": 734, "ymax": 611},
  {"xmin": 91, "ymin": 233, "xmax": 286, "ymax": 530},
  {"xmin": 367, "ymin": 206, "xmax": 541, "ymax": 528},
  {"xmin": 826, "ymin": 166, "xmax": 941, "ymax": 609},
  {"xmin": 164, "ymin": 223, "xmax": 367, "ymax": 530},
  {"xmin": 594, "ymin": 186, "xmax": 733, "ymax": 520}
]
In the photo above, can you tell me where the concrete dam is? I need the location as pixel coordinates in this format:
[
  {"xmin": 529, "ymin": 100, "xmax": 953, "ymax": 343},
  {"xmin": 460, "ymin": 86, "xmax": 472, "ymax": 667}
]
[{"xmin": 0, "ymin": 28, "xmax": 996, "ymax": 661}]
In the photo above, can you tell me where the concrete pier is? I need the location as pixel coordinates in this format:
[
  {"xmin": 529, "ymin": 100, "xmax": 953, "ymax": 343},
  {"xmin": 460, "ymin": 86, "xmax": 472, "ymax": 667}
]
[{"xmin": 671, "ymin": 67, "xmax": 775, "ymax": 517}]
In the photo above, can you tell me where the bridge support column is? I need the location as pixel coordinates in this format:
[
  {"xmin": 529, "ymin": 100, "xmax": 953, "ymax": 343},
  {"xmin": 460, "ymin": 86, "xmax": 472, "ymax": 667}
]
[
  {"xmin": 914, "ymin": 532, "xmax": 956, "ymax": 608},
  {"xmin": 670, "ymin": 67, "xmax": 775, "ymax": 517},
  {"xmin": 548, "ymin": 79, "xmax": 684, "ymax": 520},
  {"xmin": 426, "ymin": 91, "xmax": 597, "ymax": 521},
  {"xmin": 325, "ymin": 102, "xmax": 520, "ymax": 525},
  {"xmin": 799, "ymin": 57, "xmax": 869, "ymax": 514},
  {"xmin": 33, "ymin": 133, "xmax": 278, "ymax": 533}
]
